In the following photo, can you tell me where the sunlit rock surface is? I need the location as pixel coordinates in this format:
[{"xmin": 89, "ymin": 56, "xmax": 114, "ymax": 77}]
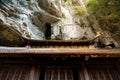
[
  {"xmin": 0, "ymin": 18, "xmax": 23, "ymax": 46},
  {"xmin": 0, "ymin": 0, "xmax": 62, "ymax": 39},
  {"xmin": 0, "ymin": 0, "xmax": 120, "ymax": 47}
]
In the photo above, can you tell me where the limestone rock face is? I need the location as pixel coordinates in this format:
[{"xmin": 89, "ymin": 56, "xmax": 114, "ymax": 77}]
[
  {"xmin": 0, "ymin": 0, "xmax": 61, "ymax": 39},
  {"xmin": 38, "ymin": 0, "xmax": 62, "ymax": 17},
  {"xmin": 0, "ymin": 19, "xmax": 23, "ymax": 46},
  {"xmin": 0, "ymin": 0, "xmax": 120, "ymax": 47},
  {"xmin": 0, "ymin": 0, "xmax": 62, "ymax": 46}
]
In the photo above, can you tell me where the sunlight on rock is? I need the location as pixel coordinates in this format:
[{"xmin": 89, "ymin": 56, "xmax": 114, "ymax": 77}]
[{"xmin": 0, "ymin": 0, "xmax": 119, "ymax": 47}]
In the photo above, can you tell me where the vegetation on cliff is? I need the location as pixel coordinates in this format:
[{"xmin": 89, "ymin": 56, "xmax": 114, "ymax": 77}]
[{"xmin": 85, "ymin": 0, "xmax": 120, "ymax": 45}]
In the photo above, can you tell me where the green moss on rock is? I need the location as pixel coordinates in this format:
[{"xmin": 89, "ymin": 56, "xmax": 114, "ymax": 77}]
[{"xmin": 74, "ymin": 5, "xmax": 85, "ymax": 15}]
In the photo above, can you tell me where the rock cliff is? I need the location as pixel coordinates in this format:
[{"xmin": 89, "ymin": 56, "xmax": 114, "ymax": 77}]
[{"xmin": 0, "ymin": 0, "xmax": 120, "ymax": 47}]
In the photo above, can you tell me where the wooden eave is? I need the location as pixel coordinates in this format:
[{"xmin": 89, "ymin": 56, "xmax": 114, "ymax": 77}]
[
  {"xmin": 21, "ymin": 36, "xmax": 93, "ymax": 47},
  {"xmin": 0, "ymin": 47, "xmax": 120, "ymax": 57},
  {"xmin": 0, "ymin": 36, "xmax": 119, "ymax": 57},
  {"xmin": 22, "ymin": 36, "xmax": 91, "ymax": 43}
]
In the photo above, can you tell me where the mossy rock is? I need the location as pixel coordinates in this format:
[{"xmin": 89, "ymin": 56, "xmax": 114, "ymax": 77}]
[{"xmin": 74, "ymin": 5, "xmax": 85, "ymax": 15}]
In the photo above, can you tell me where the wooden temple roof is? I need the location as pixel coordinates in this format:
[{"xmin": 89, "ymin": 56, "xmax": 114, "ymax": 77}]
[
  {"xmin": 22, "ymin": 36, "xmax": 92, "ymax": 43},
  {"xmin": 21, "ymin": 36, "xmax": 92, "ymax": 47},
  {"xmin": 0, "ymin": 36, "xmax": 120, "ymax": 57},
  {"xmin": 0, "ymin": 37, "xmax": 120, "ymax": 80}
]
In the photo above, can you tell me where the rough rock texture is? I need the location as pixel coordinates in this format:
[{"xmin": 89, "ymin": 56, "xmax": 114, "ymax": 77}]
[
  {"xmin": 0, "ymin": 18, "xmax": 23, "ymax": 46},
  {"xmin": 72, "ymin": 0, "xmax": 120, "ymax": 47},
  {"xmin": 85, "ymin": 0, "xmax": 120, "ymax": 47},
  {"xmin": 0, "ymin": 0, "xmax": 62, "ymax": 46},
  {"xmin": 0, "ymin": 0, "xmax": 120, "ymax": 47}
]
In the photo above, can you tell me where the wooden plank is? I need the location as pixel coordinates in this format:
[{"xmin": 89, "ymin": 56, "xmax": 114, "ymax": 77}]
[
  {"xmin": 0, "ymin": 47, "xmax": 120, "ymax": 55},
  {"xmin": 58, "ymin": 67, "xmax": 60, "ymax": 80},
  {"xmin": 82, "ymin": 64, "xmax": 90, "ymax": 80},
  {"xmin": 29, "ymin": 66, "xmax": 36, "ymax": 80}
]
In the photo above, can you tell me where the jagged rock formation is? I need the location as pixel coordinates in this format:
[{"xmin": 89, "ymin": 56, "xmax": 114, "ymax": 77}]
[
  {"xmin": 0, "ymin": 18, "xmax": 23, "ymax": 46},
  {"xmin": 86, "ymin": 0, "xmax": 120, "ymax": 47},
  {"xmin": 0, "ymin": 0, "xmax": 120, "ymax": 47},
  {"xmin": 0, "ymin": 0, "xmax": 62, "ymax": 46},
  {"xmin": 72, "ymin": 0, "xmax": 120, "ymax": 47}
]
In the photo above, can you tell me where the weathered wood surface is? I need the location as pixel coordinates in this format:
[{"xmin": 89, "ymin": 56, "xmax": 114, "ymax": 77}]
[
  {"xmin": 0, "ymin": 47, "xmax": 120, "ymax": 55},
  {"xmin": 0, "ymin": 62, "xmax": 120, "ymax": 80}
]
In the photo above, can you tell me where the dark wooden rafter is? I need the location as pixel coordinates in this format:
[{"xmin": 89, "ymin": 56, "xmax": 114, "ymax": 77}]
[
  {"xmin": 0, "ymin": 62, "xmax": 120, "ymax": 80},
  {"xmin": 0, "ymin": 36, "xmax": 120, "ymax": 80}
]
